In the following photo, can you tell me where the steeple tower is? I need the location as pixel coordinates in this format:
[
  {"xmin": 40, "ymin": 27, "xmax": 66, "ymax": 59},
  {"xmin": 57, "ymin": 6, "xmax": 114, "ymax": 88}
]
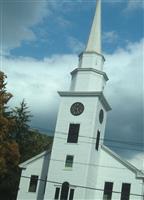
[
  {"xmin": 70, "ymin": 0, "xmax": 107, "ymax": 93},
  {"xmin": 45, "ymin": 1, "xmax": 111, "ymax": 199},
  {"xmin": 86, "ymin": 0, "xmax": 101, "ymax": 53}
]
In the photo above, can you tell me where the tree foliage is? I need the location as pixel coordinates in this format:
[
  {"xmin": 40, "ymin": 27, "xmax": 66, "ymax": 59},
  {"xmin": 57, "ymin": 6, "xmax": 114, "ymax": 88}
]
[
  {"xmin": 19, "ymin": 129, "xmax": 53, "ymax": 162},
  {"xmin": 12, "ymin": 100, "xmax": 53, "ymax": 162},
  {"xmin": 0, "ymin": 71, "xmax": 53, "ymax": 199},
  {"xmin": 0, "ymin": 71, "xmax": 20, "ymax": 176},
  {"xmin": 0, "ymin": 71, "xmax": 20, "ymax": 200},
  {"xmin": 12, "ymin": 99, "xmax": 32, "ymax": 141}
]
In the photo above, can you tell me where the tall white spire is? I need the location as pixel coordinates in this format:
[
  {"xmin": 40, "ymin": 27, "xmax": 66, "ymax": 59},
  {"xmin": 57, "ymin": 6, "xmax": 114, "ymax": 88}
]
[{"xmin": 85, "ymin": 0, "xmax": 101, "ymax": 54}]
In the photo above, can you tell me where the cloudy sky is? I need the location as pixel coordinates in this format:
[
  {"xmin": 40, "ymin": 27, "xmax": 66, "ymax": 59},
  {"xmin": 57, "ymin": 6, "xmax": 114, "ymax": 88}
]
[{"xmin": 0, "ymin": 0, "xmax": 143, "ymax": 166}]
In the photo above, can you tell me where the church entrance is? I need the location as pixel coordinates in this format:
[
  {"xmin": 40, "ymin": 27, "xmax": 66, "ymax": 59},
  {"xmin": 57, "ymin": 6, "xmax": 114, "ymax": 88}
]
[{"xmin": 54, "ymin": 182, "xmax": 75, "ymax": 200}]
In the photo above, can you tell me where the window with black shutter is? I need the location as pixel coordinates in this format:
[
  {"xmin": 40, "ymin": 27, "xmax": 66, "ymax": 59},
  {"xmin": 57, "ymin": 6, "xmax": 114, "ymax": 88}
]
[
  {"xmin": 120, "ymin": 183, "xmax": 131, "ymax": 200},
  {"xmin": 65, "ymin": 155, "xmax": 74, "ymax": 168},
  {"xmin": 69, "ymin": 189, "xmax": 75, "ymax": 200},
  {"xmin": 28, "ymin": 175, "xmax": 38, "ymax": 192},
  {"xmin": 54, "ymin": 187, "xmax": 60, "ymax": 200},
  {"xmin": 67, "ymin": 124, "xmax": 80, "ymax": 143},
  {"xmin": 103, "ymin": 182, "xmax": 113, "ymax": 200}
]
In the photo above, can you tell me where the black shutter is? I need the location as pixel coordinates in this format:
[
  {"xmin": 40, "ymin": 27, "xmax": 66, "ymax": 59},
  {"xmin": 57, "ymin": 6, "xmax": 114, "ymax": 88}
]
[
  {"xmin": 103, "ymin": 182, "xmax": 113, "ymax": 200},
  {"xmin": 69, "ymin": 189, "xmax": 75, "ymax": 200},
  {"xmin": 120, "ymin": 183, "xmax": 131, "ymax": 200},
  {"xmin": 96, "ymin": 131, "xmax": 100, "ymax": 150},
  {"xmin": 54, "ymin": 187, "xmax": 60, "ymax": 200},
  {"xmin": 28, "ymin": 175, "xmax": 38, "ymax": 192}
]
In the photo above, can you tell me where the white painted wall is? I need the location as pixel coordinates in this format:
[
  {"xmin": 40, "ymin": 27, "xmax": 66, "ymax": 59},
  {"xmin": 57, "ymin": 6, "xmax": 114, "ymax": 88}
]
[
  {"xmin": 43, "ymin": 94, "xmax": 108, "ymax": 199},
  {"xmin": 79, "ymin": 52, "xmax": 104, "ymax": 71},
  {"xmin": 70, "ymin": 70, "xmax": 106, "ymax": 92},
  {"xmin": 17, "ymin": 152, "xmax": 50, "ymax": 200},
  {"xmin": 94, "ymin": 148, "xmax": 143, "ymax": 200}
]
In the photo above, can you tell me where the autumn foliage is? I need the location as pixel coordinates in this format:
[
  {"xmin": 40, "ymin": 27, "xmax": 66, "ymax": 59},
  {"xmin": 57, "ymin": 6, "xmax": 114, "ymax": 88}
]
[
  {"xmin": 0, "ymin": 71, "xmax": 52, "ymax": 199},
  {"xmin": 0, "ymin": 71, "xmax": 20, "ymax": 176}
]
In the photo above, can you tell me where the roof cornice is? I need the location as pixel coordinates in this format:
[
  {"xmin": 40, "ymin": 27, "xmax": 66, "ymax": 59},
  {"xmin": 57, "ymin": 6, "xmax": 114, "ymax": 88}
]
[
  {"xmin": 79, "ymin": 51, "xmax": 105, "ymax": 62},
  {"xmin": 102, "ymin": 145, "xmax": 144, "ymax": 178},
  {"xmin": 71, "ymin": 67, "xmax": 108, "ymax": 81},
  {"xmin": 19, "ymin": 150, "xmax": 51, "ymax": 169},
  {"xmin": 58, "ymin": 91, "xmax": 111, "ymax": 111}
]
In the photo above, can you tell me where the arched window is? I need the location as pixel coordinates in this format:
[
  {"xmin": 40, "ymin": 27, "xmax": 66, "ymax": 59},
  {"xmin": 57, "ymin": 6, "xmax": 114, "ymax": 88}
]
[{"xmin": 60, "ymin": 182, "xmax": 69, "ymax": 200}]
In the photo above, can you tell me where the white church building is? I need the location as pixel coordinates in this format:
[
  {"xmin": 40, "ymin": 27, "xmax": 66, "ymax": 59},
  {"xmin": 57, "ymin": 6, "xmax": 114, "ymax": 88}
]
[{"xmin": 17, "ymin": 0, "xmax": 144, "ymax": 199}]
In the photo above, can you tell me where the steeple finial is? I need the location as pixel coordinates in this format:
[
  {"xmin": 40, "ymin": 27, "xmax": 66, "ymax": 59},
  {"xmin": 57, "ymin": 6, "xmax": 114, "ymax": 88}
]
[{"xmin": 85, "ymin": 0, "xmax": 101, "ymax": 54}]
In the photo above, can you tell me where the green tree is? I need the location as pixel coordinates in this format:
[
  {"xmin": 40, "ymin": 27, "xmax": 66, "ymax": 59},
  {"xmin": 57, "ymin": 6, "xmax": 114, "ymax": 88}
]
[
  {"xmin": 20, "ymin": 129, "xmax": 53, "ymax": 162},
  {"xmin": 12, "ymin": 99, "xmax": 52, "ymax": 162},
  {"xmin": 12, "ymin": 99, "xmax": 32, "ymax": 142}
]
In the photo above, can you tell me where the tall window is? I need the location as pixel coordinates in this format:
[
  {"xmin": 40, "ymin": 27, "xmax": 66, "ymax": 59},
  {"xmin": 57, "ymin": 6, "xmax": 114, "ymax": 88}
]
[
  {"xmin": 28, "ymin": 175, "xmax": 38, "ymax": 192},
  {"xmin": 54, "ymin": 187, "xmax": 60, "ymax": 200},
  {"xmin": 120, "ymin": 183, "xmax": 131, "ymax": 200},
  {"xmin": 65, "ymin": 155, "xmax": 74, "ymax": 168},
  {"xmin": 67, "ymin": 124, "xmax": 80, "ymax": 143},
  {"xmin": 60, "ymin": 182, "xmax": 69, "ymax": 200},
  {"xmin": 69, "ymin": 189, "xmax": 75, "ymax": 200},
  {"xmin": 103, "ymin": 182, "xmax": 113, "ymax": 200},
  {"xmin": 95, "ymin": 130, "xmax": 100, "ymax": 150}
]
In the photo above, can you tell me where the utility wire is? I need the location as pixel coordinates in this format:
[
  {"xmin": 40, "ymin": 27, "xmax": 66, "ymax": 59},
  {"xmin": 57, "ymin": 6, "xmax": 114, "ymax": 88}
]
[
  {"xmin": 32, "ymin": 127, "xmax": 144, "ymax": 147},
  {"xmin": 50, "ymin": 158, "xmax": 127, "ymax": 170},
  {"xmin": 54, "ymin": 136, "xmax": 144, "ymax": 152},
  {"xmin": 20, "ymin": 154, "xmax": 144, "ymax": 173},
  {"xmin": 21, "ymin": 175, "xmax": 144, "ymax": 197},
  {"xmin": 54, "ymin": 130, "xmax": 144, "ymax": 147}
]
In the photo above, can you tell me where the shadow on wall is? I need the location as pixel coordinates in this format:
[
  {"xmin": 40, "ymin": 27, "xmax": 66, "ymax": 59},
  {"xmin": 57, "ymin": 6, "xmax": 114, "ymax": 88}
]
[{"xmin": 37, "ymin": 152, "xmax": 50, "ymax": 200}]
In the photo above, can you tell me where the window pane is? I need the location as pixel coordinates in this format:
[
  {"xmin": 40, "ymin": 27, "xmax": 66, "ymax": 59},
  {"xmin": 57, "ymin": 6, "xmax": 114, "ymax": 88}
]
[
  {"xmin": 54, "ymin": 187, "xmax": 60, "ymax": 200},
  {"xmin": 69, "ymin": 189, "xmax": 74, "ymax": 200},
  {"xmin": 96, "ymin": 131, "xmax": 100, "ymax": 150},
  {"xmin": 28, "ymin": 175, "xmax": 38, "ymax": 192},
  {"xmin": 65, "ymin": 155, "xmax": 74, "ymax": 168},
  {"xmin": 67, "ymin": 124, "xmax": 80, "ymax": 143},
  {"xmin": 103, "ymin": 182, "xmax": 113, "ymax": 200},
  {"xmin": 120, "ymin": 183, "xmax": 131, "ymax": 200}
]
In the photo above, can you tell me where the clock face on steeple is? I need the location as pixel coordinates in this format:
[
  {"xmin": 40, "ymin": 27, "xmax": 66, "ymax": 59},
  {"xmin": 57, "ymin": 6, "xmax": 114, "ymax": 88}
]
[{"xmin": 70, "ymin": 102, "xmax": 84, "ymax": 116}]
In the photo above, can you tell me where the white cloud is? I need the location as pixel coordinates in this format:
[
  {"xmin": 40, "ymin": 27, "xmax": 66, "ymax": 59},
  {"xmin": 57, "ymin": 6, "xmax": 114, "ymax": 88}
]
[
  {"xmin": 67, "ymin": 36, "xmax": 85, "ymax": 54},
  {"xmin": 125, "ymin": 0, "xmax": 144, "ymax": 11},
  {"xmin": 108, "ymin": 0, "xmax": 143, "ymax": 12},
  {"xmin": 129, "ymin": 152, "xmax": 144, "ymax": 170},
  {"xmin": 103, "ymin": 31, "xmax": 119, "ymax": 44},
  {"xmin": 104, "ymin": 39, "xmax": 144, "ymax": 99},
  {"xmin": 2, "ymin": 54, "xmax": 78, "ymax": 130},
  {"xmin": 104, "ymin": 39, "xmax": 144, "ymax": 159},
  {"xmin": 0, "ymin": 0, "xmax": 49, "ymax": 54}
]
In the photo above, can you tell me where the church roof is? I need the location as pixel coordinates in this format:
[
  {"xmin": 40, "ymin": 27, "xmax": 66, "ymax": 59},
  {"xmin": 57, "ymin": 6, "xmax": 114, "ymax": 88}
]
[
  {"xmin": 19, "ymin": 150, "xmax": 51, "ymax": 169},
  {"xmin": 102, "ymin": 145, "xmax": 144, "ymax": 179},
  {"xmin": 71, "ymin": 68, "xmax": 108, "ymax": 81},
  {"xmin": 85, "ymin": 0, "xmax": 101, "ymax": 53}
]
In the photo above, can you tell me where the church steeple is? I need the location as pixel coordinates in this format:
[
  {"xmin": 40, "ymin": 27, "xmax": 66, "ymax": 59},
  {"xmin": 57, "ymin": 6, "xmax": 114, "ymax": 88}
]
[
  {"xmin": 78, "ymin": 0, "xmax": 104, "ymax": 71},
  {"xmin": 70, "ymin": 0, "xmax": 108, "ymax": 92},
  {"xmin": 85, "ymin": 0, "xmax": 101, "ymax": 53}
]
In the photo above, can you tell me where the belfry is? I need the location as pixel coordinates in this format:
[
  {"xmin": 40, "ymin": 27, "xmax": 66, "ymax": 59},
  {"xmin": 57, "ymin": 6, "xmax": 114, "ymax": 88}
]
[{"xmin": 17, "ymin": 1, "xmax": 144, "ymax": 199}]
